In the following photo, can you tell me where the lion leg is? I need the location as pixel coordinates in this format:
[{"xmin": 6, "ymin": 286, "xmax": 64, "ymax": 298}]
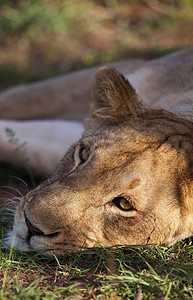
[{"xmin": 0, "ymin": 119, "xmax": 83, "ymax": 175}]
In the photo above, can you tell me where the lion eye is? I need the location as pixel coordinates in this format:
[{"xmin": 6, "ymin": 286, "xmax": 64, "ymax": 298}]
[
  {"xmin": 79, "ymin": 146, "xmax": 90, "ymax": 163},
  {"xmin": 113, "ymin": 197, "xmax": 133, "ymax": 211}
]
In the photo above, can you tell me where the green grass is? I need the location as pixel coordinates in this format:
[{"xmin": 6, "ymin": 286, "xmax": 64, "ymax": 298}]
[{"xmin": 0, "ymin": 236, "xmax": 193, "ymax": 299}]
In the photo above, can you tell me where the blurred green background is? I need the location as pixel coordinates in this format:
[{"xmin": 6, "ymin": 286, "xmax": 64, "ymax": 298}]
[{"xmin": 0, "ymin": 0, "xmax": 193, "ymax": 91}]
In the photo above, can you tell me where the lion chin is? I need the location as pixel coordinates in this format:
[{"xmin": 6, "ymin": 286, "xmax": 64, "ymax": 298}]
[{"xmin": 4, "ymin": 49, "xmax": 193, "ymax": 254}]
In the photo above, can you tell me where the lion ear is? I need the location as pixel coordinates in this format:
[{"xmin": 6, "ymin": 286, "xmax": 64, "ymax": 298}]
[{"xmin": 91, "ymin": 67, "xmax": 143, "ymax": 122}]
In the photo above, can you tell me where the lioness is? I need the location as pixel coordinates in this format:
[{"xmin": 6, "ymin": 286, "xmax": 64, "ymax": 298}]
[{"xmin": 4, "ymin": 48, "xmax": 193, "ymax": 254}]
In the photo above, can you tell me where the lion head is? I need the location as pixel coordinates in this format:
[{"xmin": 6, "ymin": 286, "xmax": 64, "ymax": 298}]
[{"xmin": 6, "ymin": 67, "xmax": 193, "ymax": 254}]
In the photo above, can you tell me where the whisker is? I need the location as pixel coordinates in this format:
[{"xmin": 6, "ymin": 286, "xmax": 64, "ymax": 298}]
[
  {"xmin": 0, "ymin": 190, "xmax": 18, "ymax": 198},
  {"xmin": 1, "ymin": 197, "xmax": 21, "ymax": 214},
  {"xmin": 4, "ymin": 206, "xmax": 16, "ymax": 212},
  {"xmin": 8, "ymin": 196, "xmax": 21, "ymax": 202},
  {"xmin": 3, "ymin": 210, "xmax": 15, "ymax": 217},
  {"xmin": 0, "ymin": 197, "xmax": 12, "ymax": 202},
  {"xmin": 6, "ymin": 196, "xmax": 21, "ymax": 204},
  {"xmin": 4, "ymin": 201, "xmax": 19, "ymax": 209},
  {"xmin": 9, "ymin": 175, "xmax": 29, "ymax": 192},
  {"xmin": 0, "ymin": 206, "xmax": 15, "ymax": 219},
  {"xmin": 1, "ymin": 186, "xmax": 24, "ymax": 197}
]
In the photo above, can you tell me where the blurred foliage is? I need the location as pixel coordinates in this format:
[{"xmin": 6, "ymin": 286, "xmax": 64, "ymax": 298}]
[{"xmin": 0, "ymin": 0, "xmax": 193, "ymax": 89}]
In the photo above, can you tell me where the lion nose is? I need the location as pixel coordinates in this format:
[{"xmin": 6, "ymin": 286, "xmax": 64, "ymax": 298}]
[
  {"xmin": 24, "ymin": 211, "xmax": 45, "ymax": 238},
  {"xmin": 24, "ymin": 211, "xmax": 60, "ymax": 239}
]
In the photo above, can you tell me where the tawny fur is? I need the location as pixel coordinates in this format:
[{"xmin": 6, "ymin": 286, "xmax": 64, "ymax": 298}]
[{"xmin": 3, "ymin": 48, "xmax": 193, "ymax": 254}]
